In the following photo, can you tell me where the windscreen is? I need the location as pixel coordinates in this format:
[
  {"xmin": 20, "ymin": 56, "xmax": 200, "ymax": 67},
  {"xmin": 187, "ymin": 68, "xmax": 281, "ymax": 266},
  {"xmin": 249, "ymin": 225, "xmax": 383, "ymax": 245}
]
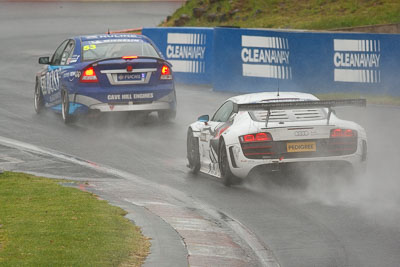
[{"xmin": 81, "ymin": 39, "xmax": 160, "ymax": 61}]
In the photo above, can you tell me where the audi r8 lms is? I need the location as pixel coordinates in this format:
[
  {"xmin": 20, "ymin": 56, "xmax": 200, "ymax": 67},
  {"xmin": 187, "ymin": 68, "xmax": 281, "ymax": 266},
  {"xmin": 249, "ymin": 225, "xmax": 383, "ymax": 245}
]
[
  {"xmin": 187, "ymin": 92, "xmax": 367, "ymax": 186},
  {"xmin": 34, "ymin": 34, "xmax": 176, "ymax": 123}
]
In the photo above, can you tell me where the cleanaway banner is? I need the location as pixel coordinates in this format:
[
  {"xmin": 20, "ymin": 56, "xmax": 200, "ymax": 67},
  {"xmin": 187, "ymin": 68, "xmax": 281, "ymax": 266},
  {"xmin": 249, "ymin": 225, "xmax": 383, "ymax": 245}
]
[
  {"xmin": 333, "ymin": 39, "xmax": 381, "ymax": 83},
  {"xmin": 143, "ymin": 27, "xmax": 400, "ymax": 96},
  {"xmin": 212, "ymin": 28, "xmax": 400, "ymax": 95},
  {"xmin": 142, "ymin": 27, "xmax": 214, "ymax": 84},
  {"xmin": 241, "ymin": 35, "xmax": 292, "ymax": 80}
]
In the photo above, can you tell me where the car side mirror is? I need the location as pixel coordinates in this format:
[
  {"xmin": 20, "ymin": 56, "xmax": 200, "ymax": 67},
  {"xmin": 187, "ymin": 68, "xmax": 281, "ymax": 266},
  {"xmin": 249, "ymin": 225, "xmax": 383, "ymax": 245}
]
[
  {"xmin": 198, "ymin": 115, "xmax": 209, "ymax": 122},
  {"xmin": 38, "ymin": 57, "xmax": 50, "ymax": 65}
]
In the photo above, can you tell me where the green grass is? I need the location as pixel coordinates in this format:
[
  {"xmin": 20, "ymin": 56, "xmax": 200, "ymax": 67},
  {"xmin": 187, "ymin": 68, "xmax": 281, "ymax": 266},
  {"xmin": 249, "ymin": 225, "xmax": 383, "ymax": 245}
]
[
  {"xmin": 162, "ymin": 0, "xmax": 400, "ymax": 30},
  {"xmin": 0, "ymin": 172, "xmax": 150, "ymax": 266}
]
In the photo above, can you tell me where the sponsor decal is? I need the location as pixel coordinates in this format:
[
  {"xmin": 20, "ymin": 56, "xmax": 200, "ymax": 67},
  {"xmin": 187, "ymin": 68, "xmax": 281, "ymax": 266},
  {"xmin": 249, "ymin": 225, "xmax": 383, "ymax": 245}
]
[
  {"xmin": 333, "ymin": 39, "xmax": 381, "ymax": 83},
  {"xmin": 87, "ymin": 39, "xmax": 141, "ymax": 44},
  {"xmin": 107, "ymin": 93, "xmax": 153, "ymax": 101},
  {"xmin": 134, "ymin": 93, "xmax": 153, "ymax": 99},
  {"xmin": 42, "ymin": 68, "xmax": 61, "ymax": 95},
  {"xmin": 294, "ymin": 130, "xmax": 310, "ymax": 137},
  {"xmin": 166, "ymin": 33, "xmax": 207, "ymax": 73},
  {"xmin": 107, "ymin": 94, "xmax": 121, "ymax": 100},
  {"xmin": 200, "ymin": 132, "xmax": 207, "ymax": 142},
  {"xmin": 63, "ymin": 71, "xmax": 77, "ymax": 81},
  {"xmin": 241, "ymin": 35, "xmax": 292, "ymax": 80},
  {"xmin": 67, "ymin": 55, "xmax": 80, "ymax": 64},
  {"xmin": 287, "ymin": 142, "xmax": 316, "ymax": 152},
  {"xmin": 117, "ymin": 73, "xmax": 144, "ymax": 81},
  {"xmin": 85, "ymin": 34, "xmax": 140, "ymax": 40}
]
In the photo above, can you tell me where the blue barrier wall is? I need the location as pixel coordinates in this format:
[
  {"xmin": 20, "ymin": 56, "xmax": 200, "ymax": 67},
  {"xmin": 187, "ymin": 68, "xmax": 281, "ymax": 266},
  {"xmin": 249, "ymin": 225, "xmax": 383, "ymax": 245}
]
[
  {"xmin": 142, "ymin": 27, "xmax": 214, "ymax": 85},
  {"xmin": 143, "ymin": 27, "xmax": 400, "ymax": 96},
  {"xmin": 213, "ymin": 28, "xmax": 400, "ymax": 96}
]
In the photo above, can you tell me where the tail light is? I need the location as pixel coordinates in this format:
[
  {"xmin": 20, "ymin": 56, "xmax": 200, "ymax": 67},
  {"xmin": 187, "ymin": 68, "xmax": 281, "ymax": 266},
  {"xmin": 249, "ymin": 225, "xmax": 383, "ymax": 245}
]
[
  {"xmin": 160, "ymin": 65, "xmax": 172, "ymax": 80},
  {"xmin": 330, "ymin": 128, "xmax": 357, "ymax": 138},
  {"xmin": 122, "ymin": 55, "xmax": 138, "ymax": 59},
  {"xmin": 80, "ymin": 67, "xmax": 98, "ymax": 83},
  {"xmin": 240, "ymin": 132, "xmax": 273, "ymax": 143}
]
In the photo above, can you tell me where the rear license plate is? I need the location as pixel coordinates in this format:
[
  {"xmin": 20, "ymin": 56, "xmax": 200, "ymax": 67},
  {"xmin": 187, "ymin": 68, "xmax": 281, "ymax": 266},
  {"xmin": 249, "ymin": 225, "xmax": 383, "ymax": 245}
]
[
  {"xmin": 117, "ymin": 73, "xmax": 145, "ymax": 82},
  {"xmin": 287, "ymin": 142, "xmax": 316, "ymax": 152}
]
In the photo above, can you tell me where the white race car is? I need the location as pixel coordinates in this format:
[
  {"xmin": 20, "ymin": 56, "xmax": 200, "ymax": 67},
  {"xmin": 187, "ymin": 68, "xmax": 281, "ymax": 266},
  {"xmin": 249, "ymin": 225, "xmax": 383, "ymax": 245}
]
[{"xmin": 186, "ymin": 92, "xmax": 367, "ymax": 186}]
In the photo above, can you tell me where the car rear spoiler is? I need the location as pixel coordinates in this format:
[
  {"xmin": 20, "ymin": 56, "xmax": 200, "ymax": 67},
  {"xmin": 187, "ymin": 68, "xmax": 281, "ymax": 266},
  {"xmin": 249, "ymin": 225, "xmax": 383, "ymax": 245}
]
[
  {"xmin": 90, "ymin": 56, "xmax": 171, "ymax": 66},
  {"xmin": 235, "ymin": 99, "xmax": 366, "ymax": 127}
]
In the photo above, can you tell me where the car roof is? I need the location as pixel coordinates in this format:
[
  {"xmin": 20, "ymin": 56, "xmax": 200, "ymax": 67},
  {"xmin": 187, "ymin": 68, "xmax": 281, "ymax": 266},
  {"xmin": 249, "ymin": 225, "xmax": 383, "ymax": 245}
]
[
  {"xmin": 228, "ymin": 91, "xmax": 319, "ymax": 104},
  {"xmin": 77, "ymin": 33, "xmax": 146, "ymax": 42}
]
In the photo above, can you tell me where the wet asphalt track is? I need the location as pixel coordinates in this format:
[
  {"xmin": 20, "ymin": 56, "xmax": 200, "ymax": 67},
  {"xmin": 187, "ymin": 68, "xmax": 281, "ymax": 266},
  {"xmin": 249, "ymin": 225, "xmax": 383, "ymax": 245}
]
[{"xmin": 1, "ymin": 2, "xmax": 400, "ymax": 267}]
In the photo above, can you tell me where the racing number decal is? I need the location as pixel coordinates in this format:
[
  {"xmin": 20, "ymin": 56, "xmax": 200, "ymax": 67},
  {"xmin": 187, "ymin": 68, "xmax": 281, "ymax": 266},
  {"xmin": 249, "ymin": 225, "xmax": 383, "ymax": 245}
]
[{"xmin": 83, "ymin": 44, "xmax": 96, "ymax": 51}]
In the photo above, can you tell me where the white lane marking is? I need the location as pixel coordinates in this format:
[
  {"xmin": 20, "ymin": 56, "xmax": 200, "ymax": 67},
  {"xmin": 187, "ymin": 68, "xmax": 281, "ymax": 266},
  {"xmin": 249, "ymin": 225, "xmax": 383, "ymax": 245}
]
[{"xmin": 0, "ymin": 156, "xmax": 24, "ymax": 164}]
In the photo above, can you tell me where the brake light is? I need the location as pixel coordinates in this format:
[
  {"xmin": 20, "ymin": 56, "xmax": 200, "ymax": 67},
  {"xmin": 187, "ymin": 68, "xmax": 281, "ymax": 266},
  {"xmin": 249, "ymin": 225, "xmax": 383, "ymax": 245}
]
[
  {"xmin": 241, "ymin": 132, "xmax": 272, "ymax": 142},
  {"xmin": 122, "ymin": 55, "xmax": 138, "ymax": 59},
  {"xmin": 160, "ymin": 65, "xmax": 172, "ymax": 80},
  {"xmin": 330, "ymin": 128, "xmax": 356, "ymax": 138},
  {"xmin": 243, "ymin": 134, "xmax": 255, "ymax": 142},
  {"xmin": 80, "ymin": 67, "xmax": 98, "ymax": 83},
  {"xmin": 255, "ymin": 133, "xmax": 271, "ymax": 141},
  {"xmin": 161, "ymin": 65, "xmax": 170, "ymax": 75}
]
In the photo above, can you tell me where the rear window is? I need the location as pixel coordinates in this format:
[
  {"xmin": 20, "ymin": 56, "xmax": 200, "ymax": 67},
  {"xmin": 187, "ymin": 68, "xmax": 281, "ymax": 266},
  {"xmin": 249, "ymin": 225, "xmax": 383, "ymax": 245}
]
[{"xmin": 81, "ymin": 39, "xmax": 160, "ymax": 61}]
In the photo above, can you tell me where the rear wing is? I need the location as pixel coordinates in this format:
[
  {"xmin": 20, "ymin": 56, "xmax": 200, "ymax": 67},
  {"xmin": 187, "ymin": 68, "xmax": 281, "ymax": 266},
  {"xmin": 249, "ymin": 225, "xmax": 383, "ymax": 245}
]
[
  {"xmin": 234, "ymin": 99, "xmax": 366, "ymax": 126},
  {"xmin": 90, "ymin": 56, "xmax": 170, "ymax": 66},
  {"xmin": 236, "ymin": 99, "xmax": 366, "ymax": 111}
]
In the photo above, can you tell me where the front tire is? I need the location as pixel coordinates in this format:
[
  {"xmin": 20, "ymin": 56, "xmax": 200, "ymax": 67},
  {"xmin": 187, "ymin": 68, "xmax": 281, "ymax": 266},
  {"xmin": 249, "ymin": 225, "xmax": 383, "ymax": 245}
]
[
  {"xmin": 219, "ymin": 140, "xmax": 235, "ymax": 186},
  {"xmin": 61, "ymin": 90, "xmax": 74, "ymax": 124},
  {"xmin": 187, "ymin": 128, "xmax": 200, "ymax": 174},
  {"xmin": 34, "ymin": 80, "xmax": 44, "ymax": 114}
]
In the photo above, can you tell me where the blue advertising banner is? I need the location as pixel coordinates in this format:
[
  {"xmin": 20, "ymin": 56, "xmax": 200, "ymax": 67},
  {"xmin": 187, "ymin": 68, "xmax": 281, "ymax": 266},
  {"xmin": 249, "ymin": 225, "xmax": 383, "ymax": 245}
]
[
  {"xmin": 142, "ymin": 27, "xmax": 400, "ymax": 96},
  {"xmin": 213, "ymin": 28, "xmax": 400, "ymax": 96},
  {"xmin": 142, "ymin": 27, "xmax": 214, "ymax": 84}
]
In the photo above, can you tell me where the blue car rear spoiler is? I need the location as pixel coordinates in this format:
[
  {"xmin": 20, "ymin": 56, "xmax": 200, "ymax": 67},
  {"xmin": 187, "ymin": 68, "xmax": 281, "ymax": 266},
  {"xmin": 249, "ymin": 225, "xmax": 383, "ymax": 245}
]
[
  {"xmin": 90, "ymin": 56, "xmax": 171, "ymax": 66},
  {"xmin": 235, "ymin": 99, "xmax": 366, "ymax": 127}
]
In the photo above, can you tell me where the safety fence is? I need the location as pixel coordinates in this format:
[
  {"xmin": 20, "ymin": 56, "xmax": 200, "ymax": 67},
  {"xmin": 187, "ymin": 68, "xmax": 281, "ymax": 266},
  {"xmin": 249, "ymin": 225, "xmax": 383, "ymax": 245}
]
[{"xmin": 142, "ymin": 27, "xmax": 400, "ymax": 96}]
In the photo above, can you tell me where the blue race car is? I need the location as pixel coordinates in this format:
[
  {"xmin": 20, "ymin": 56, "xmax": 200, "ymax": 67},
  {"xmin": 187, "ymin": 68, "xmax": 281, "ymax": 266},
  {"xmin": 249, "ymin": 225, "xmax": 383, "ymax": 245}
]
[{"xmin": 34, "ymin": 34, "xmax": 176, "ymax": 123}]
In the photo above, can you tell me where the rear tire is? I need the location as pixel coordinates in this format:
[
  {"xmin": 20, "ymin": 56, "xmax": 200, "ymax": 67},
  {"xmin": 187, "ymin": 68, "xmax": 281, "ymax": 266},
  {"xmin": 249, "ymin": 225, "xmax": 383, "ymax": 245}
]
[
  {"xmin": 187, "ymin": 128, "xmax": 200, "ymax": 174},
  {"xmin": 61, "ymin": 90, "xmax": 75, "ymax": 124},
  {"xmin": 219, "ymin": 140, "xmax": 235, "ymax": 186},
  {"xmin": 34, "ymin": 80, "xmax": 44, "ymax": 114}
]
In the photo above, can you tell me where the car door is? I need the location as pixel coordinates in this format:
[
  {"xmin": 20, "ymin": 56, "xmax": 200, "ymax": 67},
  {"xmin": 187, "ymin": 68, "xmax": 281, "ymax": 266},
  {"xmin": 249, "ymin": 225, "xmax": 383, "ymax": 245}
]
[
  {"xmin": 199, "ymin": 101, "xmax": 234, "ymax": 174},
  {"xmin": 42, "ymin": 39, "xmax": 74, "ymax": 105}
]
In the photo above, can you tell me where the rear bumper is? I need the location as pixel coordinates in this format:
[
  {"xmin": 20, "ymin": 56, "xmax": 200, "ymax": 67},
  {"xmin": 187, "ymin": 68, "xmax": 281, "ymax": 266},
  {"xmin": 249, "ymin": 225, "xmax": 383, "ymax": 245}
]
[
  {"xmin": 227, "ymin": 140, "xmax": 366, "ymax": 178},
  {"xmin": 90, "ymin": 101, "xmax": 171, "ymax": 112},
  {"xmin": 69, "ymin": 88, "xmax": 176, "ymax": 114}
]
